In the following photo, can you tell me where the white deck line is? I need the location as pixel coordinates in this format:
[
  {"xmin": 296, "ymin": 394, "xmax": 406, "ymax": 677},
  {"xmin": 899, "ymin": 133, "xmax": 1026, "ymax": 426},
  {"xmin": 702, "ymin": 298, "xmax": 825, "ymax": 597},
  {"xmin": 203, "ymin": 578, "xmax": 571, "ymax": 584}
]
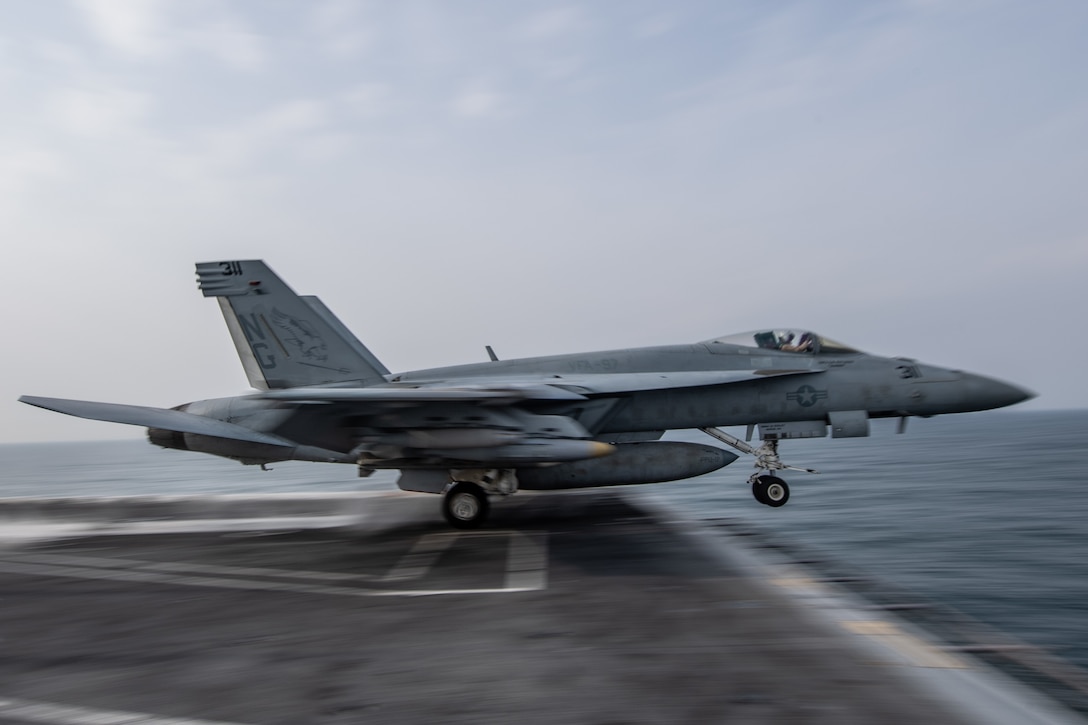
[
  {"xmin": 0, "ymin": 696, "xmax": 247, "ymax": 725},
  {"xmin": 0, "ymin": 516, "xmax": 359, "ymax": 546},
  {"xmin": 0, "ymin": 558, "xmax": 544, "ymax": 598},
  {"xmin": 0, "ymin": 526, "xmax": 550, "ymax": 597},
  {"xmin": 504, "ymin": 531, "xmax": 549, "ymax": 590},
  {"xmin": 3, "ymin": 551, "xmax": 377, "ymax": 582}
]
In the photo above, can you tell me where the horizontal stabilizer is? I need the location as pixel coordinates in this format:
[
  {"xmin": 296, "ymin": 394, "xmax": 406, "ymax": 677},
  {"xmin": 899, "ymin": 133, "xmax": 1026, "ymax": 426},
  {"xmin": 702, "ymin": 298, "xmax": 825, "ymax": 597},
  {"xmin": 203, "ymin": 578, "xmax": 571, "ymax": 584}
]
[{"xmin": 19, "ymin": 396, "xmax": 295, "ymax": 448}]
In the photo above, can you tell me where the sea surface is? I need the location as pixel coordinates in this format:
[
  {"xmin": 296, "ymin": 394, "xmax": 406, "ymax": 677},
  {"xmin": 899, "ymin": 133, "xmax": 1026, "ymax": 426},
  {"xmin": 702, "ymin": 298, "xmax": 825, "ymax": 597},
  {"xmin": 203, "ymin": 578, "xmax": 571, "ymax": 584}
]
[{"xmin": 2, "ymin": 409, "xmax": 1086, "ymax": 669}]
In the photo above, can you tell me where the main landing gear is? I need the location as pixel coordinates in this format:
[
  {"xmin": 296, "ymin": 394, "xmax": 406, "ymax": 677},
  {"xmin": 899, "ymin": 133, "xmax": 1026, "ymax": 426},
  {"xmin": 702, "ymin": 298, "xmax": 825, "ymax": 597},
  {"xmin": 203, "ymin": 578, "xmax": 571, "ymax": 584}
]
[
  {"xmin": 699, "ymin": 427, "xmax": 817, "ymax": 508},
  {"xmin": 440, "ymin": 469, "xmax": 517, "ymax": 529},
  {"xmin": 443, "ymin": 482, "xmax": 490, "ymax": 529}
]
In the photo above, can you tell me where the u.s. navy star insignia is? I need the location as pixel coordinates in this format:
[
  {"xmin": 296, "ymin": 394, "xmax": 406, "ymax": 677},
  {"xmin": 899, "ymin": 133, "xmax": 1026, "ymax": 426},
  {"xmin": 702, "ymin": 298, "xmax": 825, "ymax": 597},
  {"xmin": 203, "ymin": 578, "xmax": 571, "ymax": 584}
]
[{"xmin": 787, "ymin": 385, "xmax": 828, "ymax": 407}]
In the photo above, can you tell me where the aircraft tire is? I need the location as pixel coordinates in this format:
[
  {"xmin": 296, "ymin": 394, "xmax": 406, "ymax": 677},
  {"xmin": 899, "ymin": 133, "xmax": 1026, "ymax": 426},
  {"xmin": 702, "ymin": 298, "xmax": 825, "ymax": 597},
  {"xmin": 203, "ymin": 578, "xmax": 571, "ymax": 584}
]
[
  {"xmin": 752, "ymin": 476, "xmax": 789, "ymax": 507},
  {"xmin": 443, "ymin": 482, "xmax": 489, "ymax": 529}
]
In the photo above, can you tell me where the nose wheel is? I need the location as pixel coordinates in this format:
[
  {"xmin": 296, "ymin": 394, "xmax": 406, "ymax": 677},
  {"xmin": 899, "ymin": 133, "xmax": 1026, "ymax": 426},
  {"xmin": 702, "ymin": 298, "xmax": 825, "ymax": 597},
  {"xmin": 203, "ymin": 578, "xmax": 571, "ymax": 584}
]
[{"xmin": 751, "ymin": 475, "xmax": 789, "ymax": 507}]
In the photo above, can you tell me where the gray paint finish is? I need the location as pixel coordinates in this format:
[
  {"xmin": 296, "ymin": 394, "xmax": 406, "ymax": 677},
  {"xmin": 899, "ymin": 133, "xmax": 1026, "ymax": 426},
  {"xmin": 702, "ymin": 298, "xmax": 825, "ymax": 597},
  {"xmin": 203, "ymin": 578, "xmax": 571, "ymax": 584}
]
[{"xmin": 20, "ymin": 260, "xmax": 1033, "ymax": 526}]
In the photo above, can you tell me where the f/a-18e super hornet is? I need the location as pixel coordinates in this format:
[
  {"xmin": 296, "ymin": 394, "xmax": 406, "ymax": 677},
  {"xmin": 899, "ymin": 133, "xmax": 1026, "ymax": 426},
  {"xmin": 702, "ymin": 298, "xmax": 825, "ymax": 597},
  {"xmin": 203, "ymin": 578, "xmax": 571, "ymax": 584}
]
[{"xmin": 21, "ymin": 260, "xmax": 1033, "ymax": 528}]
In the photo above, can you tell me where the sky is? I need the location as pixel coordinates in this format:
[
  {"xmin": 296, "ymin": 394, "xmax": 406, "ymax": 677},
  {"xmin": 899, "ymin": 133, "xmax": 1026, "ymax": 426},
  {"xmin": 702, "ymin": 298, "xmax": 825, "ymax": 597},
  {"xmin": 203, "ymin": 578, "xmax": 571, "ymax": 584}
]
[{"xmin": 2, "ymin": 0, "xmax": 1086, "ymax": 443}]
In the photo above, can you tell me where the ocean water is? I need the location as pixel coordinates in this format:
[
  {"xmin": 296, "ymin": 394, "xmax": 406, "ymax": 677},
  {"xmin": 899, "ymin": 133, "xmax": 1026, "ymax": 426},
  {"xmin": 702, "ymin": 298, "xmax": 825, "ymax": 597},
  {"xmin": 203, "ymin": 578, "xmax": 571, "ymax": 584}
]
[{"xmin": 2, "ymin": 410, "xmax": 1086, "ymax": 669}]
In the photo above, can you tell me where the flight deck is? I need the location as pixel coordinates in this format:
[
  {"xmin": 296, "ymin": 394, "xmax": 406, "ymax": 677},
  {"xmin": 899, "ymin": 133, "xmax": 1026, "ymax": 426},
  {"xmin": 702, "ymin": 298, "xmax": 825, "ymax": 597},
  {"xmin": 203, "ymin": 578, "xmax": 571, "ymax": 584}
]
[{"xmin": 0, "ymin": 491, "xmax": 1082, "ymax": 725}]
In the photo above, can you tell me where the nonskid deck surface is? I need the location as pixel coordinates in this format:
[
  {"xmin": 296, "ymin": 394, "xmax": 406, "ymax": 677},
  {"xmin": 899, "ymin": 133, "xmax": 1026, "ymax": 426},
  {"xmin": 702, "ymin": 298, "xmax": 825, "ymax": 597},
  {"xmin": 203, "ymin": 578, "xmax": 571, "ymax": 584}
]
[{"xmin": 0, "ymin": 491, "xmax": 1077, "ymax": 725}]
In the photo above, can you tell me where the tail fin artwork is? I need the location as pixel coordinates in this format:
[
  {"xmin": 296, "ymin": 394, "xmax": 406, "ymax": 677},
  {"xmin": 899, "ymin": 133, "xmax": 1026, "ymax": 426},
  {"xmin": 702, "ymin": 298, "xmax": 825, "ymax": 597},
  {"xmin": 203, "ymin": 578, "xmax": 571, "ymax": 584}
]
[{"xmin": 196, "ymin": 260, "xmax": 390, "ymax": 390}]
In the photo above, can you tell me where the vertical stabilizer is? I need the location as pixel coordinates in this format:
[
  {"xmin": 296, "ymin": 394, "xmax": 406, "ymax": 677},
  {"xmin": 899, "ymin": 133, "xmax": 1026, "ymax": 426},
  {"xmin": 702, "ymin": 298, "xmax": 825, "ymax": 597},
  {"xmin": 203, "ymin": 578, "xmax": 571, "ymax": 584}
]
[{"xmin": 196, "ymin": 260, "xmax": 389, "ymax": 390}]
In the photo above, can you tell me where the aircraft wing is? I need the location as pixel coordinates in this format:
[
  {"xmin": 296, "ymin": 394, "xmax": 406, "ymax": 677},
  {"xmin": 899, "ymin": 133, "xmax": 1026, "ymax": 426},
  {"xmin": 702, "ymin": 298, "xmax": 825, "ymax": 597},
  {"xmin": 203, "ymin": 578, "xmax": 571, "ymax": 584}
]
[
  {"xmin": 19, "ymin": 396, "xmax": 296, "ymax": 448},
  {"xmin": 254, "ymin": 369, "xmax": 823, "ymax": 405}
]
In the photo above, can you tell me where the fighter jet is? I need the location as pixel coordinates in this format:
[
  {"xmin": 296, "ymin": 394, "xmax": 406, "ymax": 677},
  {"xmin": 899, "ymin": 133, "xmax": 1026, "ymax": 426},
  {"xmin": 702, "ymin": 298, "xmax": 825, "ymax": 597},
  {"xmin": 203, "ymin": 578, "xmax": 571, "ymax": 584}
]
[{"xmin": 20, "ymin": 260, "xmax": 1033, "ymax": 528}]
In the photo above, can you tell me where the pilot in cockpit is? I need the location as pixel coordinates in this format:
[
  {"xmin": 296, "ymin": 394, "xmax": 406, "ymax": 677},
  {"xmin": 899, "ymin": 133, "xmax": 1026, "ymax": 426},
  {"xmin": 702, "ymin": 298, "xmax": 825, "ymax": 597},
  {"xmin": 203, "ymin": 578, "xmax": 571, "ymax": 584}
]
[{"xmin": 781, "ymin": 332, "xmax": 815, "ymax": 353}]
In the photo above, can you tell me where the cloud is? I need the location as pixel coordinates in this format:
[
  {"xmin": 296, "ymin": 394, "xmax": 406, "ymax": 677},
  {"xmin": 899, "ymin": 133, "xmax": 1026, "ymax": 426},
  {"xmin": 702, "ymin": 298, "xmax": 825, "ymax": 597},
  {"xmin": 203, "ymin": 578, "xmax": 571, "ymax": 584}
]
[
  {"xmin": 634, "ymin": 13, "xmax": 675, "ymax": 39},
  {"xmin": 72, "ymin": 0, "xmax": 264, "ymax": 70},
  {"xmin": 310, "ymin": 0, "xmax": 374, "ymax": 59},
  {"xmin": 0, "ymin": 146, "xmax": 66, "ymax": 195},
  {"xmin": 47, "ymin": 87, "xmax": 151, "ymax": 137},
  {"xmin": 530, "ymin": 56, "xmax": 583, "ymax": 81},
  {"xmin": 33, "ymin": 40, "xmax": 88, "ymax": 67},
  {"xmin": 520, "ymin": 7, "xmax": 586, "ymax": 39},
  {"xmin": 190, "ymin": 20, "xmax": 265, "ymax": 71},
  {"xmin": 342, "ymin": 82, "xmax": 392, "ymax": 119},
  {"xmin": 451, "ymin": 83, "xmax": 506, "ymax": 119},
  {"xmin": 256, "ymin": 99, "xmax": 327, "ymax": 136},
  {"xmin": 184, "ymin": 99, "xmax": 331, "ymax": 173},
  {"xmin": 72, "ymin": 0, "xmax": 169, "ymax": 58}
]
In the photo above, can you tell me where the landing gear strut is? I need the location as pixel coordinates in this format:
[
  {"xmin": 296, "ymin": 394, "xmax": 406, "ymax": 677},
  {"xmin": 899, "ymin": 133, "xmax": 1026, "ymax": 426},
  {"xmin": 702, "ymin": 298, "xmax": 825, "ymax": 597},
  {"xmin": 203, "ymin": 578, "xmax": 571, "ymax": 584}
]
[{"xmin": 699, "ymin": 427, "xmax": 816, "ymax": 508}]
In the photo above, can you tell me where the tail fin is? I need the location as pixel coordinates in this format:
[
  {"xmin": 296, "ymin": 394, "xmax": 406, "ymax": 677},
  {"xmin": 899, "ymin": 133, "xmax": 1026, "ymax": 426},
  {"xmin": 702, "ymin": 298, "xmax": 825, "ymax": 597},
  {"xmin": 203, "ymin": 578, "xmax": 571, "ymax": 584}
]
[{"xmin": 196, "ymin": 260, "xmax": 390, "ymax": 390}]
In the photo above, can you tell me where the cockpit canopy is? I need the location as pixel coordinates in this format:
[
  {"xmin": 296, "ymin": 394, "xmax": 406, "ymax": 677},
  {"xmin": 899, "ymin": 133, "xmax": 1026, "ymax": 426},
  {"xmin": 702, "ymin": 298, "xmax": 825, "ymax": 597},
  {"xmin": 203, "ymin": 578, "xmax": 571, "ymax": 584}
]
[{"xmin": 704, "ymin": 330, "xmax": 861, "ymax": 355}]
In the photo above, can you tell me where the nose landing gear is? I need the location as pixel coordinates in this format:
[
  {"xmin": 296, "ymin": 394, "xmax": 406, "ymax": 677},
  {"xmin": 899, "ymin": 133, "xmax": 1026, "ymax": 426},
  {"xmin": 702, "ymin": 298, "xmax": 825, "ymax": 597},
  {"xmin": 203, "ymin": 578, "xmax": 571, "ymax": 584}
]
[
  {"xmin": 752, "ymin": 475, "xmax": 789, "ymax": 507},
  {"xmin": 699, "ymin": 427, "xmax": 816, "ymax": 508}
]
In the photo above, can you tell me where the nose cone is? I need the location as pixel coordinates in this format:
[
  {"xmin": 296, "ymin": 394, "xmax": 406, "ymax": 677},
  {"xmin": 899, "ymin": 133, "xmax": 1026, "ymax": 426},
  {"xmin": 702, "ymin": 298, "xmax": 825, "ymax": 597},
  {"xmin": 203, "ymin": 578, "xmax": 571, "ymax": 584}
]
[{"xmin": 961, "ymin": 372, "xmax": 1036, "ymax": 411}]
